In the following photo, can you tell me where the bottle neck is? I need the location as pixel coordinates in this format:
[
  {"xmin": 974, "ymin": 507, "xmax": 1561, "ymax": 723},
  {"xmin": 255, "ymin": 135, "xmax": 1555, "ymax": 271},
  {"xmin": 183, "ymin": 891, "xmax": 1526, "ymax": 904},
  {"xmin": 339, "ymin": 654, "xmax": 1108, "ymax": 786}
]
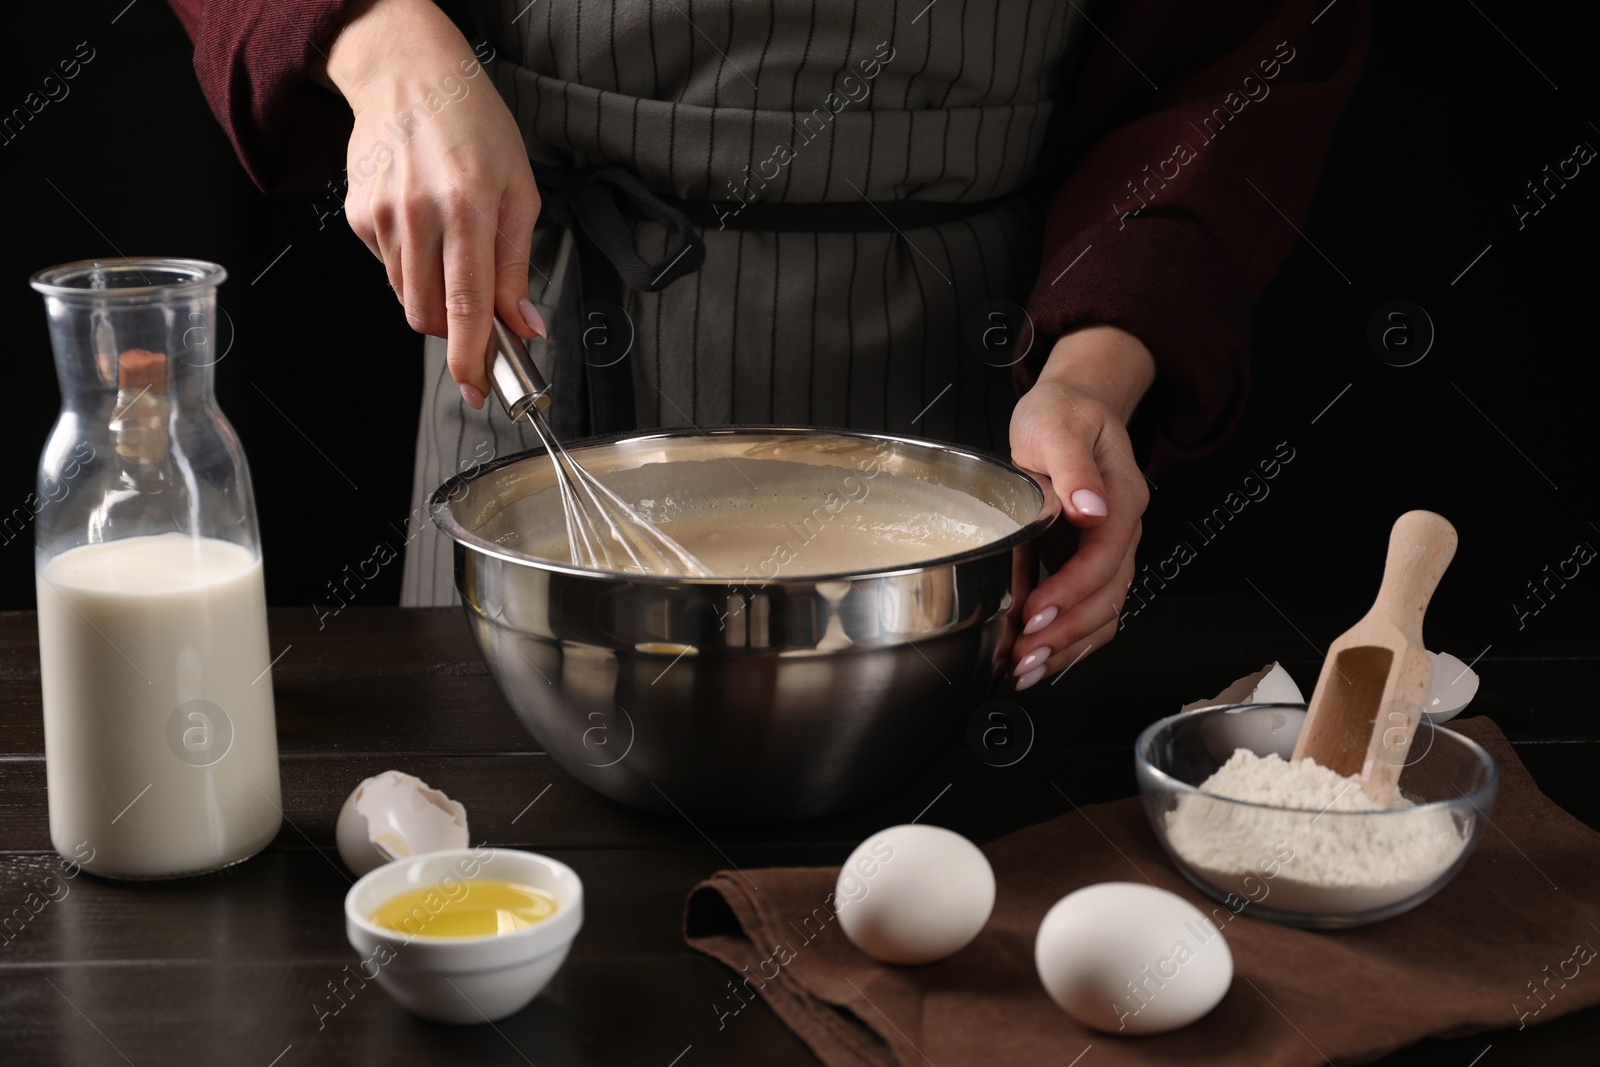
[
  {"xmin": 32, "ymin": 259, "xmax": 259, "ymax": 559},
  {"xmin": 47, "ymin": 293, "xmax": 220, "ymax": 410},
  {"xmin": 46, "ymin": 295, "xmax": 225, "ymax": 483}
]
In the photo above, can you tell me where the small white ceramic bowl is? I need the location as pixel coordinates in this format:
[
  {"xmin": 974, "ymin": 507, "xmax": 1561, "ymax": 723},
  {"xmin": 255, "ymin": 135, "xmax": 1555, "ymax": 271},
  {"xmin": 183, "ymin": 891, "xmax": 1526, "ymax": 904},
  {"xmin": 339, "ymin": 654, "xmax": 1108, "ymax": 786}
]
[{"xmin": 345, "ymin": 847, "xmax": 583, "ymax": 1024}]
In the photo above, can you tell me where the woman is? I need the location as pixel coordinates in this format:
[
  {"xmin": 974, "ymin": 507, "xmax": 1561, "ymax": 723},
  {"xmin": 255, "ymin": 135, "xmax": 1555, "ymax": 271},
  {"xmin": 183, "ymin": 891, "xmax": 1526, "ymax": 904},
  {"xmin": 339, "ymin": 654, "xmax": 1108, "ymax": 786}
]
[{"xmin": 167, "ymin": 0, "xmax": 1367, "ymax": 688}]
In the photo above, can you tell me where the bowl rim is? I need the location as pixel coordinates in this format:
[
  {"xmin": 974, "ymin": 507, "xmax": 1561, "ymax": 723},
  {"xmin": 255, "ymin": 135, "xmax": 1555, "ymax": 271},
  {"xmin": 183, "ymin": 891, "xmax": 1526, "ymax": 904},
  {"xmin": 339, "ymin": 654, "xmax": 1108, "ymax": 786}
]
[
  {"xmin": 427, "ymin": 425, "xmax": 1059, "ymax": 584},
  {"xmin": 344, "ymin": 847, "xmax": 584, "ymax": 948},
  {"xmin": 1135, "ymin": 702, "xmax": 1500, "ymax": 817}
]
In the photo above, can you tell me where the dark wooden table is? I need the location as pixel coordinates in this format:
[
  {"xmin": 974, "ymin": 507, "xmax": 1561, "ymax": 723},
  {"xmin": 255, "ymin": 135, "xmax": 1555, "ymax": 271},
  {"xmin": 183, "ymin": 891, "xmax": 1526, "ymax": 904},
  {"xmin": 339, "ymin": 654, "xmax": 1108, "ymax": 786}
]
[{"xmin": 2, "ymin": 600, "xmax": 1596, "ymax": 1065}]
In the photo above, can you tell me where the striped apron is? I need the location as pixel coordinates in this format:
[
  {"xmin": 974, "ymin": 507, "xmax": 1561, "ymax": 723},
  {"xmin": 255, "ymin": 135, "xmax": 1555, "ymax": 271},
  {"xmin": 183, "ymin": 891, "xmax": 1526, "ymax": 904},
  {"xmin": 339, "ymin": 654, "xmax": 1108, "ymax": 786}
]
[{"xmin": 402, "ymin": 0, "xmax": 1086, "ymax": 605}]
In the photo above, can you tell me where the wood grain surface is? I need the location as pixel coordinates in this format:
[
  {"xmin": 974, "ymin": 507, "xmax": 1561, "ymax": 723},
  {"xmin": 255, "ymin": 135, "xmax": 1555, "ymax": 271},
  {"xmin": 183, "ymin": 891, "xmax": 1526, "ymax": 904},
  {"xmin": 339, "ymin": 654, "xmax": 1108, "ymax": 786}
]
[{"xmin": 1, "ymin": 602, "xmax": 1594, "ymax": 1066}]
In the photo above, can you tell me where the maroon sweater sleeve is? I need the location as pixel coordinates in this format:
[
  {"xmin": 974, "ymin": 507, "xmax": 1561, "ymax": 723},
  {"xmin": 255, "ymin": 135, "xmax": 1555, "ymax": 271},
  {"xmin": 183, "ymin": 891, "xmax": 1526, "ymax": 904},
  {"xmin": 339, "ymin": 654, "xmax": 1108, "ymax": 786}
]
[
  {"xmin": 1021, "ymin": 0, "xmax": 1371, "ymax": 472},
  {"xmin": 165, "ymin": 0, "xmax": 356, "ymax": 193}
]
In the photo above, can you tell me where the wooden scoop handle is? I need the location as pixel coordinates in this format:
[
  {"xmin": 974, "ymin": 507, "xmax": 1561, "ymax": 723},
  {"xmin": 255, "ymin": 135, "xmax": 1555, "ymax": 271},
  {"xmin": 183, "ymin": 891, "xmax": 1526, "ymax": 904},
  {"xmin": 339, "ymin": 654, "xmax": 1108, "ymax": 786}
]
[
  {"xmin": 1292, "ymin": 510, "xmax": 1458, "ymax": 797},
  {"xmin": 1371, "ymin": 510, "xmax": 1457, "ymax": 641}
]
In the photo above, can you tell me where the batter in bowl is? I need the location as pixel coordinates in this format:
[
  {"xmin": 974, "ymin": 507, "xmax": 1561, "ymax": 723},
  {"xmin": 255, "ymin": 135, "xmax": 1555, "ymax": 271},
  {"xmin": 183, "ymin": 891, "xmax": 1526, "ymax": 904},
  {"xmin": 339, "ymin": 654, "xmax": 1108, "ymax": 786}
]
[{"xmin": 478, "ymin": 457, "xmax": 1021, "ymax": 579}]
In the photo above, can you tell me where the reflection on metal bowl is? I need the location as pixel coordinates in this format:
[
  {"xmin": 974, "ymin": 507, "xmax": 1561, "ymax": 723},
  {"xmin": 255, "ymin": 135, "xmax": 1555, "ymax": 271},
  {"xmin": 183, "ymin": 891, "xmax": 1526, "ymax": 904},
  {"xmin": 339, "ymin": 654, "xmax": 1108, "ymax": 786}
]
[{"xmin": 430, "ymin": 428, "xmax": 1058, "ymax": 822}]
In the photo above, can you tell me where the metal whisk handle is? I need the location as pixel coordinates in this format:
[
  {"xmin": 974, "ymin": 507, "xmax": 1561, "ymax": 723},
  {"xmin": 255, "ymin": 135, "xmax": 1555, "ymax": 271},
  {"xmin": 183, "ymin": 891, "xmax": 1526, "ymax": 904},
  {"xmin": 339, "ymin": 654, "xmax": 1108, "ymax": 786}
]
[
  {"xmin": 479, "ymin": 314, "xmax": 713, "ymax": 578},
  {"xmin": 487, "ymin": 315, "xmax": 553, "ymax": 422}
]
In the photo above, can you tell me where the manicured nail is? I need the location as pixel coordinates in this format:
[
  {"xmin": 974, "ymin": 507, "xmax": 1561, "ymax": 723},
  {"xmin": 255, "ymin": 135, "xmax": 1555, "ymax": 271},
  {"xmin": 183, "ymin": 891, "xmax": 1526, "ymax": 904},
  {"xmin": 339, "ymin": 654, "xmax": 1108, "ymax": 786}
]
[
  {"xmin": 1014, "ymin": 647, "xmax": 1052, "ymax": 676},
  {"xmin": 1071, "ymin": 488, "xmax": 1108, "ymax": 518},
  {"xmin": 519, "ymin": 298, "xmax": 547, "ymax": 338},
  {"xmin": 459, "ymin": 382, "xmax": 485, "ymax": 409},
  {"xmin": 1023, "ymin": 605, "xmax": 1058, "ymax": 635},
  {"xmin": 1015, "ymin": 665, "xmax": 1047, "ymax": 691}
]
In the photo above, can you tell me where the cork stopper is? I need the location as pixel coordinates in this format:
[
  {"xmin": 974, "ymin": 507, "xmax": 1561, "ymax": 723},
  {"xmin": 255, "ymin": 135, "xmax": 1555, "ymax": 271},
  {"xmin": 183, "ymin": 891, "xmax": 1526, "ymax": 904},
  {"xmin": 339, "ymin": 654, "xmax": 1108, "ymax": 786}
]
[{"xmin": 117, "ymin": 348, "xmax": 169, "ymax": 394}]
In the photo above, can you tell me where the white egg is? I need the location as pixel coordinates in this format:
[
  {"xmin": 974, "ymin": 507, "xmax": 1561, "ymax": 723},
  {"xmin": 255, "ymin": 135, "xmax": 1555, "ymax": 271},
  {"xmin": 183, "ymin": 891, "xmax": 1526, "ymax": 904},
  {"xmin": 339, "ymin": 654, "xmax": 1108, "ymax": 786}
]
[
  {"xmin": 1424, "ymin": 650, "xmax": 1479, "ymax": 723},
  {"xmin": 1035, "ymin": 882, "xmax": 1232, "ymax": 1035},
  {"xmin": 835, "ymin": 825, "xmax": 995, "ymax": 965},
  {"xmin": 335, "ymin": 771, "xmax": 470, "ymax": 877}
]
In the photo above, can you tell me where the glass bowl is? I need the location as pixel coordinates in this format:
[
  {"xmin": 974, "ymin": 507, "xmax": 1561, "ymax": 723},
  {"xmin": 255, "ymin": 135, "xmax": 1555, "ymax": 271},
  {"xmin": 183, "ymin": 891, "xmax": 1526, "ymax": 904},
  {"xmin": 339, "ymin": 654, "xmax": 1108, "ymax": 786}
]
[{"xmin": 1135, "ymin": 703, "xmax": 1498, "ymax": 928}]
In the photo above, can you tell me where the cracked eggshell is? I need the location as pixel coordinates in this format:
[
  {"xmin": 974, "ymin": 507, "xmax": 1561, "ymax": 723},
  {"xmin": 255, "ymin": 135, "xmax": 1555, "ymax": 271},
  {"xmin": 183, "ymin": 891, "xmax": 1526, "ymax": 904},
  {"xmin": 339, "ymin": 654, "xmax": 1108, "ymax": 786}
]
[
  {"xmin": 1181, "ymin": 662, "xmax": 1305, "ymax": 712},
  {"xmin": 1424, "ymin": 651, "xmax": 1480, "ymax": 723},
  {"xmin": 1248, "ymin": 663, "xmax": 1306, "ymax": 707},
  {"xmin": 336, "ymin": 771, "xmax": 470, "ymax": 877},
  {"xmin": 1184, "ymin": 663, "xmax": 1306, "ymax": 762}
]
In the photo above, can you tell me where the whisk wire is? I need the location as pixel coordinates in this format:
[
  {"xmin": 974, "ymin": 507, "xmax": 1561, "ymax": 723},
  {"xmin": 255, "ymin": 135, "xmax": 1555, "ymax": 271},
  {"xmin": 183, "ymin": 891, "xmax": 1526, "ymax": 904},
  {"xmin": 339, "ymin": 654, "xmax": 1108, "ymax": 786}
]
[
  {"xmin": 526, "ymin": 405, "xmax": 711, "ymax": 577},
  {"xmin": 487, "ymin": 315, "xmax": 711, "ymax": 577}
]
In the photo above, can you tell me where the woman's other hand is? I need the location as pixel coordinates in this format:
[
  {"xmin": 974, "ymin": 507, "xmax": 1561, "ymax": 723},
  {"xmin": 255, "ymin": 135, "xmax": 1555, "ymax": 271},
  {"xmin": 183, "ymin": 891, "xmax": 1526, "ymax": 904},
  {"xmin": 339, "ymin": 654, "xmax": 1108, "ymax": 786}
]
[
  {"xmin": 322, "ymin": 0, "xmax": 544, "ymax": 408},
  {"xmin": 1007, "ymin": 325, "xmax": 1157, "ymax": 689}
]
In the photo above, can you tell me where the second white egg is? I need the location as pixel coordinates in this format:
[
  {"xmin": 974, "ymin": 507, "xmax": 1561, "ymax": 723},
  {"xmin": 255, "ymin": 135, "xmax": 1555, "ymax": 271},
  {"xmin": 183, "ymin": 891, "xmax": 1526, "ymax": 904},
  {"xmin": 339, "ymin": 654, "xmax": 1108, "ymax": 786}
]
[
  {"xmin": 1035, "ymin": 882, "xmax": 1232, "ymax": 1035},
  {"xmin": 835, "ymin": 825, "xmax": 995, "ymax": 965}
]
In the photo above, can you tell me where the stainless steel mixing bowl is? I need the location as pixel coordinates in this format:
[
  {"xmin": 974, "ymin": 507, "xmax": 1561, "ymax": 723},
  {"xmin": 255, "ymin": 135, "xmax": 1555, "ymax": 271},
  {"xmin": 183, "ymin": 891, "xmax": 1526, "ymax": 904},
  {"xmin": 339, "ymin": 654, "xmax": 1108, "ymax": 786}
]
[{"xmin": 430, "ymin": 428, "xmax": 1058, "ymax": 822}]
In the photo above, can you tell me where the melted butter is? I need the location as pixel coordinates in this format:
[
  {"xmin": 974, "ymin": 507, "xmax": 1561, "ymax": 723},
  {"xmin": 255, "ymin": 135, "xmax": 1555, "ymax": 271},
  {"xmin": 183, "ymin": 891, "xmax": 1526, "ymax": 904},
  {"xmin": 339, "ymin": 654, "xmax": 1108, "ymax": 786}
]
[{"xmin": 371, "ymin": 880, "xmax": 559, "ymax": 938}]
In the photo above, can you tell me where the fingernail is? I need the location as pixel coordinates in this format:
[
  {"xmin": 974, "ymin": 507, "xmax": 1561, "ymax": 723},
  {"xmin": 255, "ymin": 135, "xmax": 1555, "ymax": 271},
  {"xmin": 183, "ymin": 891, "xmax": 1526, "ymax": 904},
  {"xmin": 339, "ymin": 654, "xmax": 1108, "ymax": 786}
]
[
  {"xmin": 459, "ymin": 382, "xmax": 485, "ymax": 409},
  {"xmin": 1014, "ymin": 647, "xmax": 1052, "ymax": 676},
  {"xmin": 1023, "ymin": 605, "xmax": 1058, "ymax": 635},
  {"xmin": 519, "ymin": 298, "xmax": 547, "ymax": 338},
  {"xmin": 1015, "ymin": 665, "xmax": 1047, "ymax": 691},
  {"xmin": 1071, "ymin": 488, "xmax": 1108, "ymax": 518}
]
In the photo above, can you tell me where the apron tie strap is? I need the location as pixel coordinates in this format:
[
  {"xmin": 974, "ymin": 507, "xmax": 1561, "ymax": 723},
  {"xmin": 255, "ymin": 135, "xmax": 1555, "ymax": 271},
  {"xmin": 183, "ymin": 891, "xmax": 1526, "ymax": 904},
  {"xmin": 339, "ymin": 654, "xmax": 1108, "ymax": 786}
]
[
  {"xmin": 531, "ymin": 161, "xmax": 1013, "ymax": 437},
  {"xmin": 532, "ymin": 163, "xmax": 706, "ymax": 439}
]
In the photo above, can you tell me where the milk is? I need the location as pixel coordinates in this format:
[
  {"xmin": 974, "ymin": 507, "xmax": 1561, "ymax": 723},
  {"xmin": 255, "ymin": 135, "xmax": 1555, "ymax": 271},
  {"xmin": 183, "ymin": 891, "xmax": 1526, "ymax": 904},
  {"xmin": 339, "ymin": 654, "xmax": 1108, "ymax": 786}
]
[{"xmin": 36, "ymin": 533, "xmax": 282, "ymax": 877}]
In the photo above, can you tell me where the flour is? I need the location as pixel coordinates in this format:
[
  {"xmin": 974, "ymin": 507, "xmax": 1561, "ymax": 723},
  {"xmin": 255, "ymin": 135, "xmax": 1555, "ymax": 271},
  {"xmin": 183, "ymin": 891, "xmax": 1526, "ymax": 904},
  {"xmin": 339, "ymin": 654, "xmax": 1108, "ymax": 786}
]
[{"xmin": 1164, "ymin": 748, "xmax": 1469, "ymax": 914}]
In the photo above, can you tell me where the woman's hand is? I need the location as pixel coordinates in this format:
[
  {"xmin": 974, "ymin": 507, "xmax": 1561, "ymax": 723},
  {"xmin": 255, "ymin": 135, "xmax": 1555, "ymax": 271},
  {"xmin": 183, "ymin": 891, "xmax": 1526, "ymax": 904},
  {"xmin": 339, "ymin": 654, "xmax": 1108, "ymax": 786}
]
[
  {"xmin": 322, "ymin": 0, "xmax": 544, "ymax": 408},
  {"xmin": 1008, "ymin": 325, "xmax": 1157, "ymax": 689}
]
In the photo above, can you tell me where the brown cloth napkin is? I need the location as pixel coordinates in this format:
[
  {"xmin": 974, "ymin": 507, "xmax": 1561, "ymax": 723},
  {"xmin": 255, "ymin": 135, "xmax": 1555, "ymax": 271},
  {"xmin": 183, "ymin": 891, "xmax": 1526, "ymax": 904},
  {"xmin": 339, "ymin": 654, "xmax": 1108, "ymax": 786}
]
[{"xmin": 685, "ymin": 718, "xmax": 1600, "ymax": 1066}]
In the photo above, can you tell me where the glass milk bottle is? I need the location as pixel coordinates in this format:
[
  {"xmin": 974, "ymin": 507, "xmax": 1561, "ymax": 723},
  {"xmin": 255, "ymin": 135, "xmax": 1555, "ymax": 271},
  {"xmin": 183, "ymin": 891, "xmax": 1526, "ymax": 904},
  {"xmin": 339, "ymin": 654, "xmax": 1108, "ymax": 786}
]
[{"xmin": 30, "ymin": 258, "xmax": 282, "ymax": 878}]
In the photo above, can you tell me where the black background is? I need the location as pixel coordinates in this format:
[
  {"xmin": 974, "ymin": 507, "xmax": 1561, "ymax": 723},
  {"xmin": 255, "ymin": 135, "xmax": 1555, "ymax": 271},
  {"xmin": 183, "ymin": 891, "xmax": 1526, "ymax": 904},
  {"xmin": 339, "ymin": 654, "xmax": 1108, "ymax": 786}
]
[{"xmin": 1, "ymin": 1, "xmax": 1594, "ymax": 662}]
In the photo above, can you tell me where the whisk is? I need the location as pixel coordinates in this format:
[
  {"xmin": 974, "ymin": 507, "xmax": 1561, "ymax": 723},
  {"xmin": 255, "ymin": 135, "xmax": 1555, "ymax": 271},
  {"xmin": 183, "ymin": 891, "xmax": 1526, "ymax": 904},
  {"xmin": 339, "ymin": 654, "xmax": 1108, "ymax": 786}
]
[{"xmin": 485, "ymin": 317, "xmax": 712, "ymax": 577}]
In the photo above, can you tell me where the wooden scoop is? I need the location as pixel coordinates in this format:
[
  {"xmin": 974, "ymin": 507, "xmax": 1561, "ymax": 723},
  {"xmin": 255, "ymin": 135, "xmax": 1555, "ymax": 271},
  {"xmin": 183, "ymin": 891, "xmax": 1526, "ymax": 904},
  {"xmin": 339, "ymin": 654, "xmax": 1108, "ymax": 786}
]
[{"xmin": 1291, "ymin": 510, "xmax": 1458, "ymax": 805}]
